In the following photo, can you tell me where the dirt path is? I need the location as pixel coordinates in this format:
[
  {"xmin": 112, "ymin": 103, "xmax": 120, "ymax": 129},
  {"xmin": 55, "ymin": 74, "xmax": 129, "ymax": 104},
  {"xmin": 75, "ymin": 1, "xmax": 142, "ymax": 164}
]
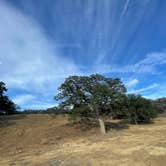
[{"xmin": 0, "ymin": 114, "xmax": 166, "ymax": 166}]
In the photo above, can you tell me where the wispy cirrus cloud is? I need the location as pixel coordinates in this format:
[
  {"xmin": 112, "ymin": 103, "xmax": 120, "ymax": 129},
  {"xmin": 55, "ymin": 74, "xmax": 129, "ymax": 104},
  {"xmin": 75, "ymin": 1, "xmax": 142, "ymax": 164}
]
[
  {"xmin": 0, "ymin": 2, "xmax": 82, "ymax": 108},
  {"xmin": 93, "ymin": 51, "xmax": 166, "ymax": 74},
  {"xmin": 27, "ymin": 102, "xmax": 57, "ymax": 110},
  {"xmin": 125, "ymin": 78, "xmax": 138, "ymax": 88},
  {"xmin": 13, "ymin": 94, "xmax": 35, "ymax": 105},
  {"xmin": 128, "ymin": 83, "xmax": 159, "ymax": 94},
  {"xmin": 13, "ymin": 94, "xmax": 56, "ymax": 109},
  {"xmin": 132, "ymin": 52, "xmax": 166, "ymax": 73},
  {"xmin": 0, "ymin": 2, "xmax": 82, "ymax": 91},
  {"xmin": 120, "ymin": 0, "xmax": 130, "ymax": 18},
  {"xmin": 142, "ymin": 83, "xmax": 166, "ymax": 99}
]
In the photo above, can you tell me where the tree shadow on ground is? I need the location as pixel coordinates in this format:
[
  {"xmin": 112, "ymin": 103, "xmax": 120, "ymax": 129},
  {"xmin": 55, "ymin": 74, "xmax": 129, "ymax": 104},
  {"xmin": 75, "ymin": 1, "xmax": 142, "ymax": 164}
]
[
  {"xmin": 67, "ymin": 120, "xmax": 99, "ymax": 131},
  {"xmin": 68, "ymin": 118, "xmax": 130, "ymax": 132},
  {"xmin": 105, "ymin": 120, "xmax": 129, "ymax": 132},
  {"xmin": 0, "ymin": 114, "xmax": 27, "ymax": 127},
  {"xmin": 135, "ymin": 120, "xmax": 154, "ymax": 125},
  {"xmin": 157, "ymin": 112, "xmax": 166, "ymax": 118}
]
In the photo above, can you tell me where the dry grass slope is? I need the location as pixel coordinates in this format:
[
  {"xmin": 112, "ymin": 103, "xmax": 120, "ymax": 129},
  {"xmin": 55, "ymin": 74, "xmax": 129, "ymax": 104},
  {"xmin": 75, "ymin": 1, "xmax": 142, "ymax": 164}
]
[{"xmin": 0, "ymin": 113, "xmax": 166, "ymax": 166}]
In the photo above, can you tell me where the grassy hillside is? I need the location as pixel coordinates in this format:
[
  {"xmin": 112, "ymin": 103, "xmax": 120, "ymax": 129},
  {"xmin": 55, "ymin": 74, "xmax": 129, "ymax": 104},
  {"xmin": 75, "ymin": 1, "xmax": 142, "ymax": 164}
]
[{"xmin": 0, "ymin": 113, "xmax": 166, "ymax": 166}]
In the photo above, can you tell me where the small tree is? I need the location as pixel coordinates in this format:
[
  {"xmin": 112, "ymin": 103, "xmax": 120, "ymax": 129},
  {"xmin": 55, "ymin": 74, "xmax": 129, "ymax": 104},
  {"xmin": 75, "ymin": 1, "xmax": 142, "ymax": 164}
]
[
  {"xmin": 153, "ymin": 98, "xmax": 166, "ymax": 113},
  {"xmin": 55, "ymin": 74, "xmax": 126, "ymax": 134},
  {"xmin": 0, "ymin": 81, "xmax": 17, "ymax": 115},
  {"xmin": 126, "ymin": 94, "xmax": 157, "ymax": 124},
  {"xmin": 0, "ymin": 82, "xmax": 7, "ymax": 97}
]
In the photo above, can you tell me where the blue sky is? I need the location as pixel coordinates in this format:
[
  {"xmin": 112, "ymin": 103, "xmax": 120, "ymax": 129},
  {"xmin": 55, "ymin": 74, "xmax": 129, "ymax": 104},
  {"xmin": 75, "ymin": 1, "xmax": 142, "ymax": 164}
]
[{"xmin": 0, "ymin": 0, "xmax": 166, "ymax": 109}]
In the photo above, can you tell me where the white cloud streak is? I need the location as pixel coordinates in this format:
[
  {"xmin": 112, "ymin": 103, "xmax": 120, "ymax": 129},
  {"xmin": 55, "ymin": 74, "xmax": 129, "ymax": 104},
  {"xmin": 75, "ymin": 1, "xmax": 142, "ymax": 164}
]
[
  {"xmin": 143, "ymin": 83, "xmax": 166, "ymax": 99},
  {"xmin": 13, "ymin": 94, "xmax": 56, "ymax": 109},
  {"xmin": 93, "ymin": 51, "xmax": 166, "ymax": 74},
  {"xmin": 120, "ymin": 0, "xmax": 130, "ymax": 18},
  {"xmin": 13, "ymin": 94, "xmax": 35, "ymax": 105},
  {"xmin": 128, "ymin": 83, "xmax": 159, "ymax": 94},
  {"xmin": 27, "ymin": 102, "xmax": 57, "ymax": 110},
  {"xmin": 0, "ymin": 2, "xmax": 83, "ymax": 109},
  {"xmin": 126, "ymin": 78, "xmax": 138, "ymax": 88},
  {"xmin": 0, "ymin": 2, "xmax": 81, "ymax": 93}
]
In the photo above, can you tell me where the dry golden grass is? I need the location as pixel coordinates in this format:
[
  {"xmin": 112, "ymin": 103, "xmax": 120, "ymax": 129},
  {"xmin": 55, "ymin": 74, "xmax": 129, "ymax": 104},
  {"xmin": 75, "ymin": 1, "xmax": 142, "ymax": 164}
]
[{"xmin": 0, "ymin": 113, "xmax": 166, "ymax": 166}]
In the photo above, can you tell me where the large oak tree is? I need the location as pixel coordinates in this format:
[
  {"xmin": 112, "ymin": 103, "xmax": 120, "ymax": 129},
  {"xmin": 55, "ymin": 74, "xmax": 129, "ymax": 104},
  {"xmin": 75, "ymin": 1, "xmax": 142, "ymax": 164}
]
[{"xmin": 55, "ymin": 74, "xmax": 126, "ymax": 134}]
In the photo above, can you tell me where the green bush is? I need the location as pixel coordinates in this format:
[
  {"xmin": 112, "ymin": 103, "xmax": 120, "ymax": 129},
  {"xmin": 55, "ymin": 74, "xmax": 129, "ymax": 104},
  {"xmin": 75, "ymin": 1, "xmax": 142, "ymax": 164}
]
[{"xmin": 126, "ymin": 94, "xmax": 157, "ymax": 124}]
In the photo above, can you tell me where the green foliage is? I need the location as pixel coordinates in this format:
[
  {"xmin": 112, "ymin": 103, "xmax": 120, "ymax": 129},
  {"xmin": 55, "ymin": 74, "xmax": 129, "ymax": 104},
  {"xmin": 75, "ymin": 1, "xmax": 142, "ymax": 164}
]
[
  {"xmin": 0, "ymin": 82, "xmax": 7, "ymax": 96},
  {"xmin": 55, "ymin": 74, "xmax": 126, "ymax": 120},
  {"xmin": 0, "ymin": 81, "xmax": 17, "ymax": 115},
  {"xmin": 125, "ymin": 94, "xmax": 157, "ymax": 124},
  {"xmin": 68, "ymin": 105, "xmax": 91, "ymax": 121},
  {"xmin": 153, "ymin": 98, "xmax": 166, "ymax": 113},
  {"xmin": 55, "ymin": 74, "xmax": 158, "ymax": 126}
]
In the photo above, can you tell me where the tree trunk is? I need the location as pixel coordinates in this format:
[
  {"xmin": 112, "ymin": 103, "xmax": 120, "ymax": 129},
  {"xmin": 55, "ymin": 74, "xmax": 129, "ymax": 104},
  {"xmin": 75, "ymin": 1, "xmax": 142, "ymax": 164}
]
[
  {"xmin": 99, "ymin": 118, "xmax": 106, "ymax": 134},
  {"xmin": 134, "ymin": 118, "xmax": 138, "ymax": 125},
  {"xmin": 134, "ymin": 112, "xmax": 138, "ymax": 125},
  {"xmin": 88, "ymin": 106, "xmax": 106, "ymax": 134}
]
